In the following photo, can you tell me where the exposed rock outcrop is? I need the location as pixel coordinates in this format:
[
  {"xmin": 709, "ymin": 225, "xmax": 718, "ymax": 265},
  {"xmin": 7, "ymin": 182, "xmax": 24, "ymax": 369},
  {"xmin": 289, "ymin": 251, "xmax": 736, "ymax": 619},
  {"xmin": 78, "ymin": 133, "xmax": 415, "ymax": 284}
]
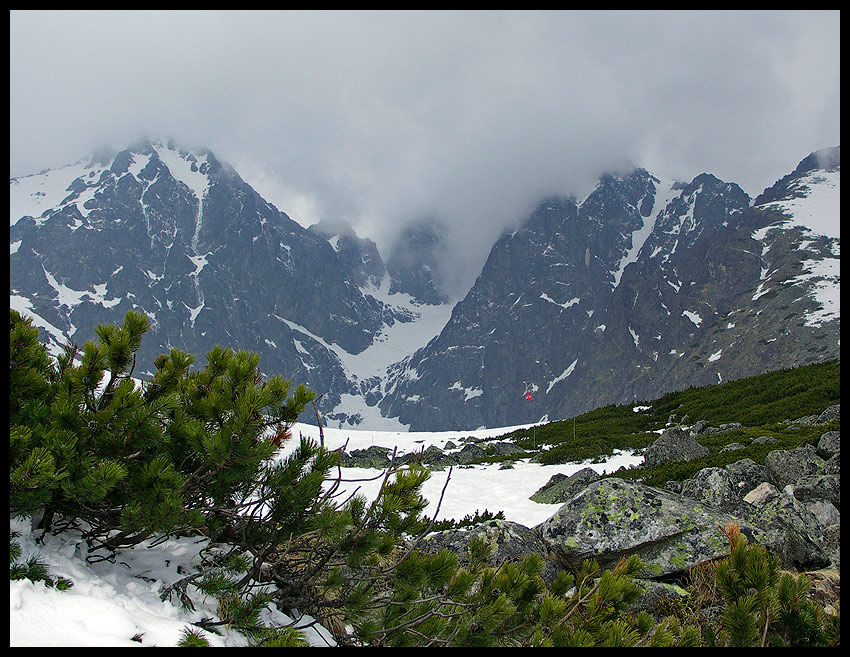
[
  {"xmin": 642, "ymin": 427, "xmax": 709, "ymax": 469},
  {"xmin": 529, "ymin": 468, "xmax": 600, "ymax": 505},
  {"xmin": 527, "ymin": 419, "xmax": 836, "ymax": 578},
  {"xmin": 536, "ymin": 477, "xmax": 739, "ymax": 578},
  {"xmin": 407, "ymin": 410, "xmax": 839, "ymax": 583},
  {"xmin": 418, "ymin": 519, "xmax": 562, "ymax": 585}
]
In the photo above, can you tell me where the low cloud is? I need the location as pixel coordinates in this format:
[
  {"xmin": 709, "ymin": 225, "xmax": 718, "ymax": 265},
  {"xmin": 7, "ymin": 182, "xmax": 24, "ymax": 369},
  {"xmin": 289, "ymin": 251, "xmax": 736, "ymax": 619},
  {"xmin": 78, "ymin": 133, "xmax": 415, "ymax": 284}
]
[{"xmin": 10, "ymin": 11, "xmax": 840, "ymax": 296}]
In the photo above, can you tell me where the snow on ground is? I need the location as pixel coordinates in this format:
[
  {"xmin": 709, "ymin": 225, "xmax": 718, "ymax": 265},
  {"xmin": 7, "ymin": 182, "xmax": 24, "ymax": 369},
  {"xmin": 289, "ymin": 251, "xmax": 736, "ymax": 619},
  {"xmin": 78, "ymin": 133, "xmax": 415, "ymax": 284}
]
[
  {"xmin": 11, "ymin": 421, "xmax": 643, "ymax": 647},
  {"xmin": 9, "ymin": 515, "xmax": 335, "ymax": 648},
  {"xmin": 288, "ymin": 421, "xmax": 642, "ymax": 526}
]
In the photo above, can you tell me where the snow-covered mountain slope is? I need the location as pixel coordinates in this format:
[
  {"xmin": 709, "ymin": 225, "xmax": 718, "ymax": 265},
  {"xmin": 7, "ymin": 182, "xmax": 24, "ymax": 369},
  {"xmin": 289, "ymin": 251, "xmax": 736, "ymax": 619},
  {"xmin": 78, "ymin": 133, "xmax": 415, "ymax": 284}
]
[
  {"xmin": 10, "ymin": 141, "xmax": 839, "ymax": 431},
  {"xmin": 274, "ymin": 275, "xmax": 453, "ymax": 430},
  {"xmin": 9, "ymin": 139, "xmax": 454, "ymax": 428},
  {"xmin": 380, "ymin": 149, "xmax": 840, "ymax": 430},
  {"xmin": 11, "ymin": 158, "xmax": 107, "ymax": 228},
  {"xmin": 749, "ymin": 147, "xmax": 840, "ymax": 329}
]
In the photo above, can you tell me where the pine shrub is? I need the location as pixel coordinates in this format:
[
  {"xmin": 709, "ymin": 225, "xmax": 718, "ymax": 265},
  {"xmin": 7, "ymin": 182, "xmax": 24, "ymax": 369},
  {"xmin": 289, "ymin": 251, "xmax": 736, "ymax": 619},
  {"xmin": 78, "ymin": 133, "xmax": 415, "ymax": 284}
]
[
  {"xmin": 713, "ymin": 522, "xmax": 840, "ymax": 647},
  {"xmin": 176, "ymin": 627, "xmax": 212, "ymax": 647},
  {"xmin": 9, "ymin": 310, "xmax": 840, "ymax": 647}
]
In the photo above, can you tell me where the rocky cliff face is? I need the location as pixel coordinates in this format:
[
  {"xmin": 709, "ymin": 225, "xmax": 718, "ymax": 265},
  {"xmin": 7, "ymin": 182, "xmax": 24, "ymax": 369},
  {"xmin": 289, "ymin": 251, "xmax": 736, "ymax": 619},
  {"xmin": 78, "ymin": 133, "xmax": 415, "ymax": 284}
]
[
  {"xmin": 385, "ymin": 218, "xmax": 452, "ymax": 305},
  {"xmin": 381, "ymin": 149, "xmax": 840, "ymax": 430},
  {"xmin": 9, "ymin": 139, "xmax": 436, "ymax": 421}
]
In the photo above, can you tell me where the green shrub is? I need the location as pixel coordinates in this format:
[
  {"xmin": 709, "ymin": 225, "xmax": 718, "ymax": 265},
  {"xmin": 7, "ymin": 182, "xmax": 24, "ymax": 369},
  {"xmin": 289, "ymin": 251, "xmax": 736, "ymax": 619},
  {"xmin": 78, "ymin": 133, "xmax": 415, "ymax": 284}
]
[
  {"xmin": 176, "ymin": 627, "xmax": 212, "ymax": 647},
  {"xmin": 714, "ymin": 522, "xmax": 839, "ymax": 647},
  {"xmin": 10, "ymin": 310, "xmax": 839, "ymax": 647}
]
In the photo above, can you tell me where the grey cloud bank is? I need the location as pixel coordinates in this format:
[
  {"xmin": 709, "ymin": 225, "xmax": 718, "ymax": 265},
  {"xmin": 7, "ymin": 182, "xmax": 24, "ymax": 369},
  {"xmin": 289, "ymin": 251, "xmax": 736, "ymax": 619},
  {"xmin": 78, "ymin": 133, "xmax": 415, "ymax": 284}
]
[{"xmin": 10, "ymin": 10, "xmax": 840, "ymax": 296}]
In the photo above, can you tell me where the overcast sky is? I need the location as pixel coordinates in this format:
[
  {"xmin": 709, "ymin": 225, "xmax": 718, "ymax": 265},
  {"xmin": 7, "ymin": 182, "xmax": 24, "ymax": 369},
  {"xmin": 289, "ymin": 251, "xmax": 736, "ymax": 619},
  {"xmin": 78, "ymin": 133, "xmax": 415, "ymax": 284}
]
[{"xmin": 10, "ymin": 10, "xmax": 840, "ymax": 296}]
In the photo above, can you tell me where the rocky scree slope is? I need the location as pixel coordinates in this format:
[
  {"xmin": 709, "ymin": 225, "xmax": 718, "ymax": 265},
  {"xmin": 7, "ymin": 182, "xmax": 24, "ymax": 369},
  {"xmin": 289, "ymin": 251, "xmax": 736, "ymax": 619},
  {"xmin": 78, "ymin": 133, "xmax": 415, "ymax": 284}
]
[{"xmin": 410, "ymin": 404, "xmax": 840, "ymax": 615}]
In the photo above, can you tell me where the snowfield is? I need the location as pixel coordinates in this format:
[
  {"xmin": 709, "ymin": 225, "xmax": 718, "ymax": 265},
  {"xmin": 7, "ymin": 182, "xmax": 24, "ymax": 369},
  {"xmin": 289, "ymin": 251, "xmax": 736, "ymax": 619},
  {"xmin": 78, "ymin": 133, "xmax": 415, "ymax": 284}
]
[{"xmin": 10, "ymin": 421, "xmax": 642, "ymax": 647}]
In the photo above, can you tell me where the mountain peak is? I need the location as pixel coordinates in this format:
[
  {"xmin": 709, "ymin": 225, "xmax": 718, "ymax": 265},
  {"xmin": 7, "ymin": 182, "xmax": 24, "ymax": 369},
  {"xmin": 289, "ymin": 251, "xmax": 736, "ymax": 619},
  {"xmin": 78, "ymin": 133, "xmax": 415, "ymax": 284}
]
[
  {"xmin": 87, "ymin": 145, "xmax": 118, "ymax": 168},
  {"xmin": 125, "ymin": 136, "xmax": 207, "ymax": 156},
  {"xmin": 802, "ymin": 145, "xmax": 840, "ymax": 174},
  {"xmin": 754, "ymin": 145, "xmax": 840, "ymax": 208},
  {"xmin": 308, "ymin": 216, "xmax": 360, "ymax": 239},
  {"xmin": 10, "ymin": 143, "xmax": 840, "ymax": 431}
]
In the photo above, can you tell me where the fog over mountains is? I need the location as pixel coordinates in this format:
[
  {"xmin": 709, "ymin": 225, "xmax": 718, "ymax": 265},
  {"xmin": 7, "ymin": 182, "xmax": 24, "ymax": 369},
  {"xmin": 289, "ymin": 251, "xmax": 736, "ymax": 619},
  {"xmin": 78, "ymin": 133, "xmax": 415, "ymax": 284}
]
[{"xmin": 10, "ymin": 140, "xmax": 839, "ymax": 430}]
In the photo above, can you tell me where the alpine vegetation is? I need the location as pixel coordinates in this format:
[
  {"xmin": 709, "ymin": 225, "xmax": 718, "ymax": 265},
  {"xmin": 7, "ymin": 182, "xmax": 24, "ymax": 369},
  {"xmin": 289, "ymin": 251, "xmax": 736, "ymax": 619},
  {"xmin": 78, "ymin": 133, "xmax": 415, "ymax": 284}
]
[{"xmin": 10, "ymin": 310, "xmax": 840, "ymax": 646}]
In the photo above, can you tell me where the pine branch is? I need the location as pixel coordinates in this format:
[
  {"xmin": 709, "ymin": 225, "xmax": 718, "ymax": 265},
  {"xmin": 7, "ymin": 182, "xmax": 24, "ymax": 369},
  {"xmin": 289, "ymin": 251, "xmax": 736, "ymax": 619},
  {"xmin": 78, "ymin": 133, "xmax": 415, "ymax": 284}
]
[
  {"xmin": 394, "ymin": 466, "xmax": 453, "ymax": 566},
  {"xmin": 556, "ymin": 567, "xmax": 602, "ymax": 628}
]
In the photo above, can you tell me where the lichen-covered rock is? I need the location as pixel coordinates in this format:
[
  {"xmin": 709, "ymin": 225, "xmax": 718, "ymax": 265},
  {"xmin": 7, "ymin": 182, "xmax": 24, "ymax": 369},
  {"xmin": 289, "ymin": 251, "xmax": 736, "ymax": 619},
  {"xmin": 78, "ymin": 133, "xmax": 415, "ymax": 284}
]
[
  {"xmin": 419, "ymin": 519, "xmax": 562, "ymax": 584},
  {"xmin": 679, "ymin": 467, "xmax": 738, "ymax": 509},
  {"xmin": 535, "ymin": 478, "xmax": 736, "ymax": 578},
  {"xmin": 817, "ymin": 430, "xmax": 840, "ymax": 458},
  {"xmin": 664, "ymin": 480, "xmax": 683, "ymax": 494},
  {"xmin": 752, "ymin": 435, "xmax": 778, "ymax": 445},
  {"xmin": 675, "ymin": 458, "xmax": 771, "ymax": 511},
  {"xmin": 743, "ymin": 482, "xmax": 780, "ymax": 506},
  {"xmin": 785, "ymin": 472, "xmax": 841, "ymax": 509},
  {"xmin": 454, "ymin": 443, "xmax": 488, "ymax": 465},
  {"xmin": 801, "ymin": 498, "xmax": 840, "ymax": 529},
  {"xmin": 783, "ymin": 404, "xmax": 840, "ymax": 428},
  {"xmin": 537, "ymin": 476, "xmax": 831, "ymax": 577},
  {"xmin": 701, "ymin": 422, "xmax": 743, "ymax": 436},
  {"xmin": 818, "ymin": 526, "xmax": 841, "ymax": 571},
  {"xmin": 643, "ymin": 427, "xmax": 709, "ymax": 469},
  {"xmin": 739, "ymin": 481, "xmax": 831, "ymax": 570},
  {"xmin": 764, "ymin": 443, "xmax": 826, "ymax": 488},
  {"xmin": 486, "ymin": 441, "xmax": 526, "ymax": 458},
  {"xmin": 423, "ymin": 445, "xmax": 446, "ymax": 460},
  {"xmin": 823, "ymin": 452, "xmax": 840, "ymax": 475},
  {"xmin": 723, "ymin": 458, "xmax": 771, "ymax": 499},
  {"xmin": 338, "ymin": 445, "xmax": 393, "ymax": 468},
  {"xmin": 529, "ymin": 467, "xmax": 600, "ymax": 504},
  {"xmin": 816, "ymin": 404, "xmax": 840, "ymax": 425},
  {"xmin": 688, "ymin": 420, "xmax": 709, "ymax": 437}
]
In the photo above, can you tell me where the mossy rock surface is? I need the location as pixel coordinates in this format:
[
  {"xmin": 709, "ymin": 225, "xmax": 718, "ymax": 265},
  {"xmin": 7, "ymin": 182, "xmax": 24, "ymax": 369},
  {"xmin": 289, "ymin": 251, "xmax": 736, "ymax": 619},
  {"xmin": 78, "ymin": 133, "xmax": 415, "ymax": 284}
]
[
  {"xmin": 536, "ymin": 478, "xmax": 739, "ymax": 577},
  {"xmin": 529, "ymin": 467, "xmax": 600, "ymax": 504},
  {"xmin": 420, "ymin": 519, "xmax": 563, "ymax": 584}
]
